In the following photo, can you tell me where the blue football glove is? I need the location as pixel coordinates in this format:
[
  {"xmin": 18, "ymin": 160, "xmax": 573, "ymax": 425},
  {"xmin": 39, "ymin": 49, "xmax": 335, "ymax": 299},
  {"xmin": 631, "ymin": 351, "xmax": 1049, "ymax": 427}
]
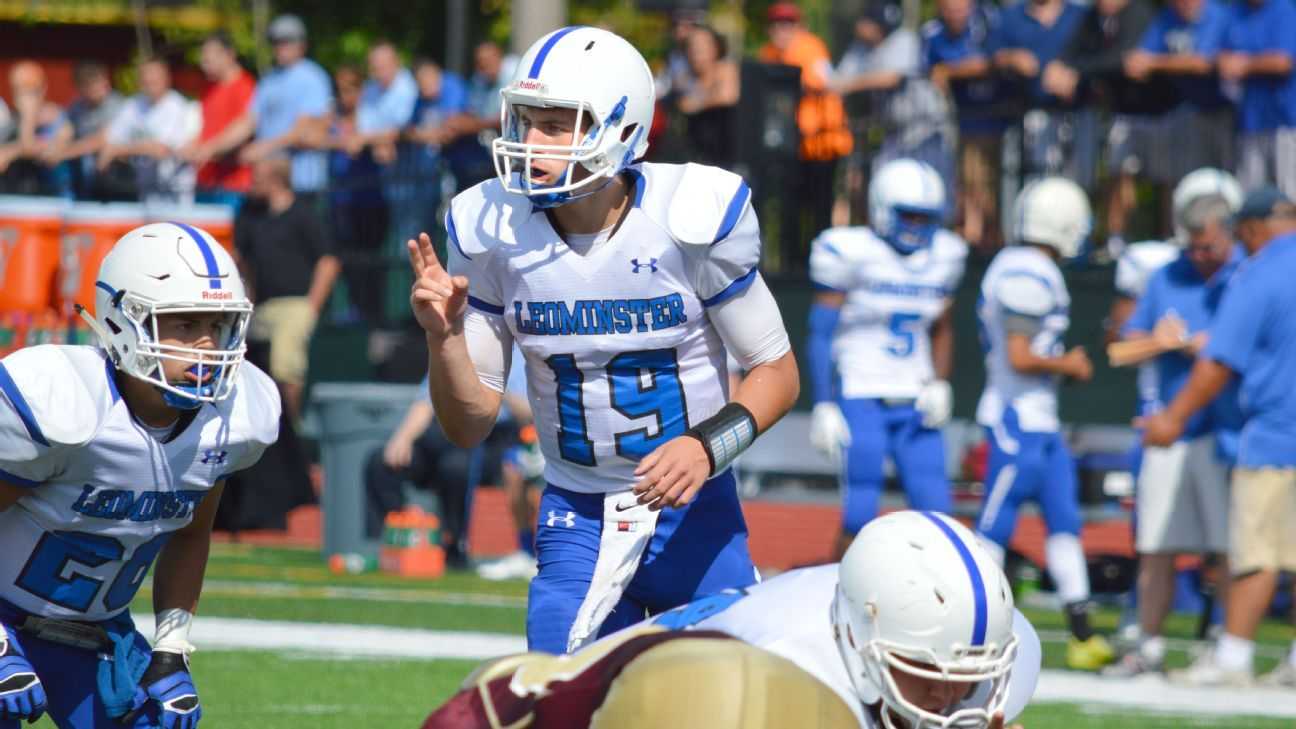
[
  {"xmin": 0, "ymin": 622, "xmax": 46, "ymax": 724},
  {"xmin": 126, "ymin": 651, "xmax": 200, "ymax": 729}
]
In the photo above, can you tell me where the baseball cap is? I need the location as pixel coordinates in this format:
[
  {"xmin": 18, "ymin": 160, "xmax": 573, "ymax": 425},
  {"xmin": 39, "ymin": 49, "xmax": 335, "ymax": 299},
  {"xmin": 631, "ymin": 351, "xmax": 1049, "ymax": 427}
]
[
  {"xmin": 267, "ymin": 14, "xmax": 307, "ymax": 44},
  {"xmin": 1234, "ymin": 186, "xmax": 1293, "ymax": 222},
  {"xmin": 767, "ymin": 2, "xmax": 803, "ymax": 23}
]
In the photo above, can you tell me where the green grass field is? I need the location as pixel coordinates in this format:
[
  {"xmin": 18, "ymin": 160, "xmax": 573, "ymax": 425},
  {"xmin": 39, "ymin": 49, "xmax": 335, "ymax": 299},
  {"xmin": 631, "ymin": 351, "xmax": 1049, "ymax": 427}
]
[{"xmin": 30, "ymin": 543, "xmax": 1292, "ymax": 728}]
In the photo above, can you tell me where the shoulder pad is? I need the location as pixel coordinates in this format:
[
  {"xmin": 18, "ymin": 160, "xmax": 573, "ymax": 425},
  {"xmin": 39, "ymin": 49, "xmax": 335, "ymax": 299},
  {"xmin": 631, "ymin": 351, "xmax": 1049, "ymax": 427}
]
[
  {"xmin": 996, "ymin": 274, "xmax": 1056, "ymax": 317},
  {"xmin": 0, "ymin": 345, "xmax": 115, "ymax": 448},
  {"xmin": 221, "ymin": 362, "xmax": 281, "ymax": 451},
  {"xmin": 640, "ymin": 163, "xmax": 750, "ymax": 247},
  {"xmin": 932, "ymin": 229, "xmax": 970, "ymax": 261},
  {"xmin": 446, "ymin": 178, "xmax": 536, "ymax": 260}
]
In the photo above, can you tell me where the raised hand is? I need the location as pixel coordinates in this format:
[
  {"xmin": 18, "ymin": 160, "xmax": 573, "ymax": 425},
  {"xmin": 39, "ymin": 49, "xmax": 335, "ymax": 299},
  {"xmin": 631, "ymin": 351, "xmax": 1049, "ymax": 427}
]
[{"xmin": 407, "ymin": 232, "xmax": 469, "ymax": 340}]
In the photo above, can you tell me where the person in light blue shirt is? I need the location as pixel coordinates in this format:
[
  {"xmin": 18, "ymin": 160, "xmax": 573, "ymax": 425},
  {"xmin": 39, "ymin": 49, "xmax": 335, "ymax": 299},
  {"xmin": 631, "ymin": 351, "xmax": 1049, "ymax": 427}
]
[
  {"xmin": 389, "ymin": 59, "xmax": 468, "ymax": 247},
  {"xmin": 1107, "ymin": 193, "xmax": 1241, "ymax": 678},
  {"xmin": 1142, "ymin": 187, "xmax": 1296, "ymax": 687},
  {"xmin": 354, "ymin": 41, "xmax": 419, "ymax": 151},
  {"xmin": 190, "ymin": 14, "xmax": 332, "ymax": 194},
  {"xmin": 1220, "ymin": 0, "xmax": 1296, "ymax": 198},
  {"xmin": 445, "ymin": 41, "xmax": 517, "ymax": 191}
]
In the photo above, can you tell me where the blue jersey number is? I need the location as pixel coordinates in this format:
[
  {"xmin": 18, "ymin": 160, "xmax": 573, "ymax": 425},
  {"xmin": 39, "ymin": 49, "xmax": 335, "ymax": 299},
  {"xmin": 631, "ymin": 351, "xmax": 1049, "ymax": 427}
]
[
  {"xmin": 17, "ymin": 531, "xmax": 170, "ymax": 613},
  {"xmin": 886, "ymin": 312, "xmax": 924, "ymax": 357},
  {"xmin": 653, "ymin": 588, "xmax": 749, "ymax": 629},
  {"xmin": 547, "ymin": 348, "xmax": 689, "ymax": 467}
]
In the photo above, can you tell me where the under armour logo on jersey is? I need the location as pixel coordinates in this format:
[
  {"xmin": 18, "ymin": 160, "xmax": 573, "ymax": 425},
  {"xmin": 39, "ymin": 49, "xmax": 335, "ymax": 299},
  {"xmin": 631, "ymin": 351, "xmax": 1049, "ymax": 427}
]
[
  {"xmin": 630, "ymin": 258, "xmax": 658, "ymax": 273},
  {"xmin": 546, "ymin": 510, "xmax": 576, "ymax": 528},
  {"xmin": 200, "ymin": 449, "xmax": 228, "ymax": 466}
]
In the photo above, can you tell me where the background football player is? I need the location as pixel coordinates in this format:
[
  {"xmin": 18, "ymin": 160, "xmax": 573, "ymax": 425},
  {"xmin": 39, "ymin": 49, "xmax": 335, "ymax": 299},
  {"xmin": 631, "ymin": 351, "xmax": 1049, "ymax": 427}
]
[
  {"xmin": 973, "ymin": 177, "xmax": 1115, "ymax": 671},
  {"xmin": 807, "ymin": 158, "xmax": 968, "ymax": 558},
  {"xmin": 407, "ymin": 26, "xmax": 800, "ymax": 654},
  {"xmin": 610, "ymin": 510, "xmax": 1037, "ymax": 729},
  {"xmin": 0, "ymin": 223, "xmax": 278, "ymax": 728}
]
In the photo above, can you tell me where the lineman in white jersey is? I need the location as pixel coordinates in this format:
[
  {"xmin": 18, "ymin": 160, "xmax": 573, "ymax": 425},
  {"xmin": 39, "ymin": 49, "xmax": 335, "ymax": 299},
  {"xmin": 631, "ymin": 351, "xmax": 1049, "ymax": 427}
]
[
  {"xmin": 807, "ymin": 159, "xmax": 967, "ymax": 558},
  {"xmin": 407, "ymin": 26, "xmax": 800, "ymax": 655},
  {"xmin": 620, "ymin": 510, "xmax": 1039, "ymax": 729},
  {"xmin": 974, "ymin": 177, "xmax": 1116, "ymax": 671},
  {"xmin": 0, "ymin": 223, "xmax": 278, "ymax": 728}
]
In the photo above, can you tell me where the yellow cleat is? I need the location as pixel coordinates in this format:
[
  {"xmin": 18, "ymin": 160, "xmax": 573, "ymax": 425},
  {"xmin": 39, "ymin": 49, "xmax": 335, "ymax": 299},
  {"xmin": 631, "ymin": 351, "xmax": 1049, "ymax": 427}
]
[{"xmin": 1067, "ymin": 635, "xmax": 1116, "ymax": 671}]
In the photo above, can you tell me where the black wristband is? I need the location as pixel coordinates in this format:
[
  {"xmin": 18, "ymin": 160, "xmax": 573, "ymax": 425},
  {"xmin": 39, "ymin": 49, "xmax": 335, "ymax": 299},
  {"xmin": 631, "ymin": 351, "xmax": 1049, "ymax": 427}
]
[{"xmin": 685, "ymin": 402, "xmax": 758, "ymax": 476}]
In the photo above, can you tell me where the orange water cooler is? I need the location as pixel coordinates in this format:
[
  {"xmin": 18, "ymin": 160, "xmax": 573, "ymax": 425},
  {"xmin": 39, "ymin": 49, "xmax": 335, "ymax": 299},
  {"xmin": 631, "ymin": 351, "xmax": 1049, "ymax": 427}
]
[
  {"xmin": 58, "ymin": 202, "xmax": 145, "ymax": 315},
  {"xmin": 0, "ymin": 196, "xmax": 67, "ymax": 315}
]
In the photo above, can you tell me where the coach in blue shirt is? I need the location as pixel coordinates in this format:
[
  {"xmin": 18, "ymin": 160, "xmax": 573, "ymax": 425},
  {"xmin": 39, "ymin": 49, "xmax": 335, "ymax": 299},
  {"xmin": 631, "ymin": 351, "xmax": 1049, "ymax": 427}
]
[
  {"xmin": 1220, "ymin": 0, "xmax": 1296, "ymax": 197},
  {"xmin": 1142, "ymin": 188, "xmax": 1296, "ymax": 686},
  {"xmin": 989, "ymin": 0, "xmax": 1086, "ymax": 107},
  {"xmin": 1111, "ymin": 193, "xmax": 1241, "ymax": 676}
]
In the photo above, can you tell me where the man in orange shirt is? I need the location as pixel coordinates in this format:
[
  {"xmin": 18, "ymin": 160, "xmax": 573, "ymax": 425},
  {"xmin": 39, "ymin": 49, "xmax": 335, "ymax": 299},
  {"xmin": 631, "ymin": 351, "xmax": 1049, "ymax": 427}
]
[
  {"xmin": 187, "ymin": 32, "xmax": 256, "ymax": 207},
  {"xmin": 760, "ymin": 2, "xmax": 853, "ymax": 268}
]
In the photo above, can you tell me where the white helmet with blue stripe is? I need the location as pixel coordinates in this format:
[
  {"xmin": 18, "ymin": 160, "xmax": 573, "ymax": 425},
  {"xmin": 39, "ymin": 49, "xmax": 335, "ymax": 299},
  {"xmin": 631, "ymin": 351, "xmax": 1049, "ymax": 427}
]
[
  {"xmin": 869, "ymin": 158, "xmax": 946, "ymax": 255},
  {"xmin": 79, "ymin": 222, "xmax": 252, "ymax": 409},
  {"xmin": 832, "ymin": 511, "xmax": 1017, "ymax": 729},
  {"xmin": 493, "ymin": 26, "xmax": 655, "ymax": 208},
  {"xmin": 1010, "ymin": 176, "xmax": 1092, "ymax": 260}
]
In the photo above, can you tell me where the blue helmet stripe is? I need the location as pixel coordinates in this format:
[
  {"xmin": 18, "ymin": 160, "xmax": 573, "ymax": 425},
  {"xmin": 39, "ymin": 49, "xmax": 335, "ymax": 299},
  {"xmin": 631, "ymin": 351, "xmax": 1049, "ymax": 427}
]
[
  {"xmin": 170, "ymin": 221, "xmax": 222, "ymax": 289},
  {"xmin": 528, "ymin": 26, "xmax": 581, "ymax": 79},
  {"xmin": 921, "ymin": 511, "xmax": 988, "ymax": 646}
]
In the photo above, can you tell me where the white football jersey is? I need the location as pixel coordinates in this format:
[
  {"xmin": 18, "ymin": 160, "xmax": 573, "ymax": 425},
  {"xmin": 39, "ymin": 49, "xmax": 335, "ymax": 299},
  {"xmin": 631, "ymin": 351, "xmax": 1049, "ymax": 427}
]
[
  {"xmin": 1114, "ymin": 241, "xmax": 1178, "ymax": 410},
  {"xmin": 447, "ymin": 162, "xmax": 763, "ymax": 494},
  {"xmin": 809, "ymin": 227, "xmax": 967, "ymax": 399},
  {"xmin": 627, "ymin": 564, "xmax": 1040, "ymax": 728},
  {"xmin": 976, "ymin": 247, "xmax": 1071, "ymax": 433},
  {"xmin": 0, "ymin": 345, "xmax": 279, "ymax": 621}
]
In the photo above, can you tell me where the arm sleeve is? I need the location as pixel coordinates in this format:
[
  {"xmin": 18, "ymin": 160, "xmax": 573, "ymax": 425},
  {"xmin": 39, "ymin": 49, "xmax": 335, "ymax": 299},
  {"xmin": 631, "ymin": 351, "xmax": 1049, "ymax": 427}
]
[
  {"xmin": 707, "ymin": 274, "xmax": 793, "ymax": 372},
  {"xmin": 463, "ymin": 309, "xmax": 513, "ymax": 393},
  {"xmin": 805, "ymin": 302, "xmax": 841, "ymax": 403},
  {"xmin": 1203, "ymin": 276, "xmax": 1266, "ymax": 373}
]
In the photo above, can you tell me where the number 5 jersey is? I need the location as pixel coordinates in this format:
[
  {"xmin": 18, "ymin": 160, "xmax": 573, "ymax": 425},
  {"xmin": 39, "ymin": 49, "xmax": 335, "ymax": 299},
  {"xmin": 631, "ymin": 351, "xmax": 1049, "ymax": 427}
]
[
  {"xmin": 807, "ymin": 226, "xmax": 967, "ymax": 401},
  {"xmin": 0, "ymin": 345, "xmax": 279, "ymax": 621}
]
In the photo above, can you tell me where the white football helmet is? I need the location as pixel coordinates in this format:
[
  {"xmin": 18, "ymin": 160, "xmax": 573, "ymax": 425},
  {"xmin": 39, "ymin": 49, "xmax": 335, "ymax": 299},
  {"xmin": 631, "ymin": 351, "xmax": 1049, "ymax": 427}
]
[
  {"xmin": 493, "ymin": 26, "xmax": 655, "ymax": 208},
  {"xmin": 832, "ymin": 511, "xmax": 1017, "ymax": 729},
  {"xmin": 870, "ymin": 158, "xmax": 947, "ymax": 254},
  {"xmin": 1010, "ymin": 177, "xmax": 1092, "ymax": 260},
  {"xmin": 1171, "ymin": 167, "xmax": 1242, "ymax": 244},
  {"xmin": 78, "ymin": 222, "xmax": 252, "ymax": 409}
]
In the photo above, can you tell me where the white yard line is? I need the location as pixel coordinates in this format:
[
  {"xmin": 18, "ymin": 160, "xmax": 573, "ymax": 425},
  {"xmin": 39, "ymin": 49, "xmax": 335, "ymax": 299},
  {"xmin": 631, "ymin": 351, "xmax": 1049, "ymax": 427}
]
[
  {"xmin": 137, "ymin": 615, "xmax": 1296, "ymax": 719},
  {"xmin": 196, "ymin": 579, "xmax": 528, "ymax": 609}
]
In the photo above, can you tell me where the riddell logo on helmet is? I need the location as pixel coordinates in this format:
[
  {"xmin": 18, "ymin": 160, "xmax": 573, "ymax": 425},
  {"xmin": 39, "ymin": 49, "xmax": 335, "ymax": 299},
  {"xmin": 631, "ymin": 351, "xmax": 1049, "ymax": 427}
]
[
  {"xmin": 516, "ymin": 79, "xmax": 547, "ymax": 93},
  {"xmin": 201, "ymin": 290, "xmax": 234, "ymax": 300}
]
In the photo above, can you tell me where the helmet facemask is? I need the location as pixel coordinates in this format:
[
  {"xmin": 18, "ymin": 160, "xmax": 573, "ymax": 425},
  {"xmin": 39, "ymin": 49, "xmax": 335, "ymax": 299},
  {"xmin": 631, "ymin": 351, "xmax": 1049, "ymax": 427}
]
[
  {"xmin": 881, "ymin": 206, "xmax": 943, "ymax": 255},
  {"xmin": 492, "ymin": 93, "xmax": 643, "ymax": 208},
  {"xmin": 86, "ymin": 289, "xmax": 251, "ymax": 410}
]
